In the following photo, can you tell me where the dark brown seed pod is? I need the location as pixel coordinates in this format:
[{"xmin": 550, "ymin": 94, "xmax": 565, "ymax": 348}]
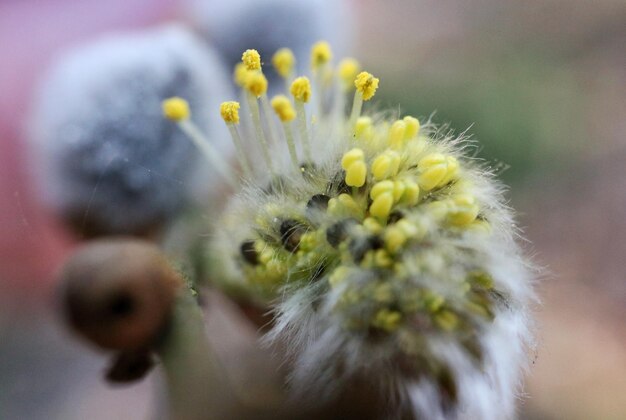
[{"xmin": 59, "ymin": 238, "xmax": 182, "ymax": 351}]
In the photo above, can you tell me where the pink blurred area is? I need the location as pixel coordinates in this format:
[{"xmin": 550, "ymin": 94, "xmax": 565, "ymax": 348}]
[{"xmin": 0, "ymin": 0, "xmax": 179, "ymax": 299}]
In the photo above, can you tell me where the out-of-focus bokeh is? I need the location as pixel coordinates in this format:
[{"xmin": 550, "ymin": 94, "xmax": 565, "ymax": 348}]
[{"xmin": 1, "ymin": 0, "xmax": 625, "ymax": 419}]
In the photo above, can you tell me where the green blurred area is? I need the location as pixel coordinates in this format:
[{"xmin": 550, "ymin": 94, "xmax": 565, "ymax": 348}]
[{"xmin": 378, "ymin": 52, "xmax": 584, "ymax": 186}]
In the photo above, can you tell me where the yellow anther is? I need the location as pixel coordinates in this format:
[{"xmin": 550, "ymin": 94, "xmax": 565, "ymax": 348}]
[
  {"xmin": 448, "ymin": 194, "xmax": 479, "ymax": 226},
  {"xmin": 419, "ymin": 153, "xmax": 447, "ymax": 167},
  {"xmin": 384, "ymin": 225, "xmax": 407, "ymax": 254},
  {"xmin": 403, "ymin": 116, "xmax": 420, "ymax": 139},
  {"xmin": 374, "ymin": 249, "xmax": 393, "ymax": 268},
  {"xmin": 372, "ymin": 309, "xmax": 402, "ymax": 332},
  {"xmin": 392, "ymin": 180, "xmax": 406, "ymax": 202},
  {"xmin": 311, "ymin": 40, "xmax": 332, "ymax": 68},
  {"xmin": 370, "ymin": 191, "xmax": 394, "ymax": 219},
  {"xmin": 266, "ymin": 259, "xmax": 286, "ymax": 278},
  {"xmin": 270, "ymin": 95, "xmax": 296, "ymax": 122},
  {"xmin": 242, "ymin": 49, "xmax": 261, "ymax": 71},
  {"xmin": 329, "ymin": 266, "xmax": 351, "ymax": 288},
  {"xmin": 338, "ymin": 58, "xmax": 360, "ymax": 88},
  {"xmin": 245, "ymin": 71, "xmax": 268, "ymax": 97},
  {"xmin": 370, "ymin": 180, "xmax": 394, "ymax": 200},
  {"xmin": 435, "ymin": 310, "xmax": 459, "ymax": 331},
  {"xmin": 259, "ymin": 248, "xmax": 274, "ymax": 264},
  {"xmin": 335, "ymin": 193, "xmax": 362, "ymax": 216},
  {"xmin": 345, "ymin": 161, "xmax": 367, "ymax": 187},
  {"xmin": 396, "ymin": 219, "xmax": 420, "ymax": 238},
  {"xmin": 354, "ymin": 71, "xmax": 379, "ymax": 101},
  {"xmin": 290, "ymin": 77, "xmax": 312, "ymax": 103},
  {"xmin": 400, "ymin": 179, "xmax": 420, "ymax": 205},
  {"xmin": 373, "ymin": 282, "xmax": 393, "ymax": 303},
  {"xmin": 371, "ymin": 150, "xmax": 400, "ymax": 180},
  {"xmin": 162, "ymin": 97, "xmax": 190, "ymax": 121},
  {"xmin": 354, "ymin": 116, "xmax": 373, "ymax": 139},
  {"xmin": 272, "ymin": 48, "xmax": 295, "ymax": 78},
  {"xmin": 220, "ymin": 101, "xmax": 240, "ymax": 124},
  {"xmin": 388, "ymin": 120, "xmax": 407, "ymax": 149},
  {"xmin": 341, "ymin": 148, "xmax": 365, "ymax": 170},
  {"xmin": 424, "ymin": 292, "xmax": 444, "ymax": 312},
  {"xmin": 441, "ymin": 156, "xmax": 459, "ymax": 185},
  {"xmin": 418, "ymin": 153, "xmax": 449, "ymax": 191},
  {"xmin": 363, "ymin": 217, "xmax": 383, "ymax": 234},
  {"xmin": 233, "ymin": 62, "xmax": 249, "ymax": 87},
  {"xmin": 470, "ymin": 271, "xmax": 494, "ymax": 289}
]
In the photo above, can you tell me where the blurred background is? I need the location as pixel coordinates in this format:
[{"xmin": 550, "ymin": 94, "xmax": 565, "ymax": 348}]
[{"xmin": 1, "ymin": 0, "xmax": 625, "ymax": 418}]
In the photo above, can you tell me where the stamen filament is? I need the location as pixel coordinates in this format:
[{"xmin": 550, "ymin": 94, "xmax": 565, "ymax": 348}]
[
  {"xmin": 260, "ymin": 94, "xmax": 280, "ymax": 147},
  {"xmin": 178, "ymin": 119, "xmax": 237, "ymax": 188},
  {"xmin": 247, "ymin": 92, "xmax": 274, "ymax": 173},
  {"xmin": 226, "ymin": 124, "xmax": 252, "ymax": 179},
  {"xmin": 349, "ymin": 92, "xmax": 364, "ymax": 129},
  {"xmin": 282, "ymin": 122, "xmax": 299, "ymax": 169},
  {"xmin": 294, "ymin": 100, "xmax": 312, "ymax": 161}
]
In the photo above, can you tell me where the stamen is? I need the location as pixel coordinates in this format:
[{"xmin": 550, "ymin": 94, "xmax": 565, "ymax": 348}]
[
  {"xmin": 162, "ymin": 97, "xmax": 236, "ymax": 188},
  {"xmin": 233, "ymin": 62, "xmax": 249, "ymax": 88},
  {"xmin": 350, "ymin": 71, "xmax": 379, "ymax": 128},
  {"xmin": 272, "ymin": 48, "xmax": 295, "ymax": 90},
  {"xmin": 220, "ymin": 101, "xmax": 252, "ymax": 178},
  {"xmin": 334, "ymin": 58, "xmax": 360, "ymax": 127},
  {"xmin": 388, "ymin": 120, "xmax": 407, "ymax": 149},
  {"xmin": 354, "ymin": 116, "xmax": 373, "ymax": 140},
  {"xmin": 338, "ymin": 58, "xmax": 360, "ymax": 91},
  {"xmin": 310, "ymin": 41, "xmax": 333, "ymax": 118},
  {"xmin": 403, "ymin": 116, "xmax": 421, "ymax": 139},
  {"xmin": 341, "ymin": 148, "xmax": 367, "ymax": 188},
  {"xmin": 310, "ymin": 41, "xmax": 332, "ymax": 69},
  {"xmin": 260, "ymin": 94, "xmax": 281, "ymax": 148},
  {"xmin": 290, "ymin": 77, "xmax": 313, "ymax": 161},
  {"xmin": 244, "ymin": 72, "xmax": 274, "ymax": 173},
  {"xmin": 271, "ymin": 95, "xmax": 299, "ymax": 169},
  {"xmin": 242, "ymin": 49, "xmax": 261, "ymax": 71}
]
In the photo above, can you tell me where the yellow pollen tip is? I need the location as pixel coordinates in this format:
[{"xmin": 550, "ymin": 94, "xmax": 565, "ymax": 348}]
[
  {"xmin": 372, "ymin": 309, "xmax": 402, "ymax": 332},
  {"xmin": 341, "ymin": 148, "xmax": 365, "ymax": 170},
  {"xmin": 338, "ymin": 58, "xmax": 360, "ymax": 88},
  {"xmin": 290, "ymin": 77, "xmax": 312, "ymax": 103},
  {"xmin": 354, "ymin": 71, "xmax": 379, "ymax": 101},
  {"xmin": 403, "ymin": 116, "xmax": 420, "ymax": 139},
  {"xmin": 370, "ymin": 180, "xmax": 394, "ymax": 200},
  {"xmin": 354, "ymin": 116, "xmax": 373, "ymax": 138},
  {"xmin": 370, "ymin": 191, "xmax": 394, "ymax": 219},
  {"xmin": 233, "ymin": 62, "xmax": 249, "ymax": 87},
  {"xmin": 345, "ymin": 161, "xmax": 367, "ymax": 187},
  {"xmin": 388, "ymin": 120, "xmax": 407, "ymax": 148},
  {"xmin": 371, "ymin": 150, "xmax": 400, "ymax": 180},
  {"xmin": 272, "ymin": 48, "xmax": 295, "ymax": 78},
  {"xmin": 418, "ymin": 153, "xmax": 449, "ymax": 191},
  {"xmin": 242, "ymin": 49, "xmax": 261, "ymax": 71},
  {"xmin": 271, "ymin": 95, "xmax": 296, "ymax": 122},
  {"xmin": 342, "ymin": 148, "xmax": 367, "ymax": 187},
  {"xmin": 162, "ymin": 97, "xmax": 190, "ymax": 121},
  {"xmin": 245, "ymin": 71, "xmax": 268, "ymax": 97},
  {"xmin": 220, "ymin": 101, "xmax": 240, "ymax": 124},
  {"xmin": 311, "ymin": 40, "xmax": 332, "ymax": 68}
]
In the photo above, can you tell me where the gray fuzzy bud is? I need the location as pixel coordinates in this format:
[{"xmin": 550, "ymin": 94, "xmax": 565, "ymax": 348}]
[
  {"xmin": 28, "ymin": 25, "xmax": 233, "ymax": 236},
  {"xmin": 184, "ymin": 0, "xmax": 352, "ymax": 85}
]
